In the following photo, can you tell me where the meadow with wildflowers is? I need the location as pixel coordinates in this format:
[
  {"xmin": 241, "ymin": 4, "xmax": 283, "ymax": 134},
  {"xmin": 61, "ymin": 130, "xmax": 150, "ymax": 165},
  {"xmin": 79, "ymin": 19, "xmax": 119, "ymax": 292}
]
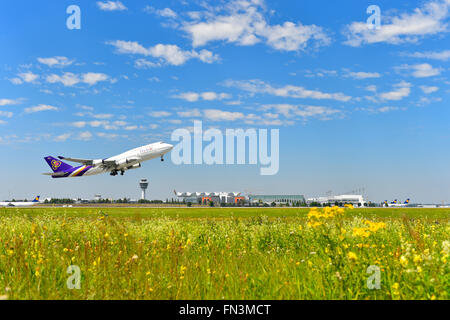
[{"xmin": 0, "ymin": 207, "xmax": 448, "ymax": 300}]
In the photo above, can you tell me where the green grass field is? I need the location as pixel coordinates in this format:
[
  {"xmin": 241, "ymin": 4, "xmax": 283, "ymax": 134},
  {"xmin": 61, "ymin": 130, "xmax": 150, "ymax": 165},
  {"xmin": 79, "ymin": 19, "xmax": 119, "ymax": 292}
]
[{"xmin": 0, "ymin": 207, "xmax": 448, "ymax": 300}]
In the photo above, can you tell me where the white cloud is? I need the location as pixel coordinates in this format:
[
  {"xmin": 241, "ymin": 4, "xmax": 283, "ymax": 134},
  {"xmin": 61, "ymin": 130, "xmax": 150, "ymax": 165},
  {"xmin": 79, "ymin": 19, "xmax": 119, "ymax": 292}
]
[
  {"xmin": 343, "ymin": 0, "xmax": 450, "ymax": 46},
  {"xmin": 144, "ymin": 6, "xmax": 178, "ymax": 18},
  {"xmin": 377, "ymin": 106, "xmax": 402, "ymax": 113},
  {"xmin": 11, "ymin": 72, "xmax": 39, "ymax": 84},
  {"xmin": 135, "ymin": 59, "xmax": 160, "ymax": 69},
  {"xmin": 71, "ymin": 121, "xmax": 86, "ymax": 128},
  {"xmin": 46, "ymin": 72, "xmax": 110, "ymax": 86},
  {"xmin": 345, "ymin": 71, "xmax": 381, "ymax": 79},
  {"xmin": 157, "ymin": 8, "xmax": 177, "ymax": 18},
  {"xmin": 82, "ymin": 73, "xmax": 109, "ymax": 85},
  {"xmin": 420, "ymin": 85, "xmax": 439, "ymax": 94},
  {"xmin": 203, "ymin": 109, "xmax": 244, "ymax": 121},
  {"xmin": 149, "ymin": 111, "xmax": 171, "ymax": 117},
  {"xmin": 173, "ymin": 91, "xmax": 232, "ymax": 102},
  {"xmin": 148, "ymin": 76, "xmax": 161, "ymax": 82},
  {"xmin": 97, "ymin": 132, "xmax": 119, "ymax": 139},
  {"xmin": 262, "ymin": 104, "xmax": 341, "ymax": 120},
  {"xmin": 396, "ymin": 63, "xmax": 442, "ymax": 78},
  {"xmin": 107, "ymin": 40, "xmax": 220, "ymax": 66},
  {"xmin": 365, "ymin": 85, "xmax": 377, "ymax": 92},
  {"xmin": 0, "ymin": 111, "xmax": 13, "ymax": 118},
  {"xmin": 379, "ymin": 81, "xmax": 412, "ymax": 101},
  {"xmin": 181, "ymin": 0, "xmax": 330, "ymax": 51},
  {"xmin": 113, "ymin": 120, "xmax": 127, "ymax": 126},
  {"xmin": 54, "ymin": 133, "xmax": 71, "ymax": 142},
  {"xmin": 0, "ymin": 98, "xmax": 23, "ymax": 106},
  {"xmin": 405, "ymin": 50, "xmax": 450, "ymax": 61},
  {"xmin": 89, "ymin": 120, "xmax": 108, "ymax": 128},
  {"xmin": 174, "ymin": 92, "xmax": 199, "ymax": 102},
  {"xmin": 77, "ymin": 131, "xmax": 93, "ymax": 141},
  {"xmin": 9, "ymin": 78, "xmax": 23, "ymax": 85},
  {"xmin": 97, "ymin": 1, "xmax": 127, "ymax": 11},
  {"xmin": 92, "ymin": 113, "xmax": 113, "ymax": 119},
  {"xmin": 25, "ymin": 104, "xmax": 58, "ymax": 114},
  {"xmin": 418, "ymin": 96, "xmax": 442, "ymax": 105},
  {"xmin": 0, "ymin": 120, "xmax": 7, "ymax": 125},
  {"xmin": 364, "ymin": 106, "xmax": 407, "ymax": 113},
  {"xmin": 224, "ymin": 79, "xmax": 351, "ymax": 101},
  {"xmin": 177, "ymin": 109, "xmax": 202, "ymax": 117},
  {"xmin": 37, "ymin": 56, "xmax": 74, "ymax": 67},
  {"xmin": 79, "ymin": 105, "xmax": 94, "ymax": 111}
]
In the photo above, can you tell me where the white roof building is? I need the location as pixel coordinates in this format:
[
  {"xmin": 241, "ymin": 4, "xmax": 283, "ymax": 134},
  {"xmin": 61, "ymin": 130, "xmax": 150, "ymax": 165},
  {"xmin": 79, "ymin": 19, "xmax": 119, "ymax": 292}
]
[{"xmin": 307, "ymin": 194, "xmax": 366, "ymax": 206}]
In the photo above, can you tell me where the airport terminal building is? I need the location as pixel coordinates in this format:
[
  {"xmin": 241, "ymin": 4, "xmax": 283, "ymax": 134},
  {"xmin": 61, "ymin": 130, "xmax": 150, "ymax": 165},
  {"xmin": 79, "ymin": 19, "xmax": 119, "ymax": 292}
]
[
  {"xmin": 248, "ymin": 194, "xmax": 306, "ymax": 205},
  {"xmin": 174, "ymin": 191, "xmax": 244, "ymax": 205},
  {"xmin": 307, "ymin": 194, "xmax": 366, "ymax": 207}
]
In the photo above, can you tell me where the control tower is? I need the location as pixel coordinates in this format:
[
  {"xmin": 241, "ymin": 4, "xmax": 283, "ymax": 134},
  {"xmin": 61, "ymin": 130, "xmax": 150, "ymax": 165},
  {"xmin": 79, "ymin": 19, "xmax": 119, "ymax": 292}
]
[{"xmin": 139, "ymin": 179, "xmax": 149, "ymax": 200}]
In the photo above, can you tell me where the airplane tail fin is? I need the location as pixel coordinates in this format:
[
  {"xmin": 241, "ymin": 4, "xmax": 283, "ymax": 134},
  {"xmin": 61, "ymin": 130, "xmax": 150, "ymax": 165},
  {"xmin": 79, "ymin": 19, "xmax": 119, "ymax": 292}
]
[
  {"xmin": 404, "ymin": 198, "xmax": 410, "ymax": 204},
  {"xmin": 44, "ymin": 156, "xmax": 73, "ymax": 173},
  {"xmin": 32, "ymin": 196, "xmax": 40, "ymax": 203}
]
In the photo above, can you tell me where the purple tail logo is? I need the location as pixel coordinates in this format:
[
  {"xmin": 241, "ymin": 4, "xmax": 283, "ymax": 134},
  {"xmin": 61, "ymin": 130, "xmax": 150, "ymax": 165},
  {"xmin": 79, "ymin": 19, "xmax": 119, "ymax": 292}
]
[
  {"xmin": 45, "ymin": 156, "xmax": 73, "ymax": 173},
  {"xmin": 51, "ymin": 160, "xmax": 62, "ymax": 171}
]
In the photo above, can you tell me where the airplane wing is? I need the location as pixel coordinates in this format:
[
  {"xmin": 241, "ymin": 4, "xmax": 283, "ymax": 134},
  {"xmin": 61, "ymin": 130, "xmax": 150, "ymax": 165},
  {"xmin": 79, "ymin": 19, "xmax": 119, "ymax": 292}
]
[
  {"xmin": 58, "ymin": 156, "xmax": 93, "ymax": 165},
  {"xmin": 102, "ymin": 157, "xmax": 141, "ymax": 168}
]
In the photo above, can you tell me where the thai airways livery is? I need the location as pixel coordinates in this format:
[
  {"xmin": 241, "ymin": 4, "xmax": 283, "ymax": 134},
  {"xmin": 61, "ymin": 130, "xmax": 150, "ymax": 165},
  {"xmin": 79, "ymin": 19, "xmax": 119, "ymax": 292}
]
[
  {"xmin": 0, "ymin": 196, "xmax": 40, "ymax": 207},
  {"xmin": 43, "ymin": 142, "xmax": 173, "ymax": 178}
]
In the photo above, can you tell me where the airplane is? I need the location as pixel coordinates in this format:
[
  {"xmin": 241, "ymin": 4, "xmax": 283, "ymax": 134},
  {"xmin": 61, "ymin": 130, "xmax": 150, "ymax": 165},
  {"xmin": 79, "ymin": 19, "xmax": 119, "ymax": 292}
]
[
  {"xmin": 43, "ymin": 141, "xmax": 173, "ymax": 178},
  {"xmin": 384, "ymin": 199, "xmax": 410, "ymax": 207},
  {"xmin": 0, "ymin": 196, "xmax": 41, "ymax": 207}
]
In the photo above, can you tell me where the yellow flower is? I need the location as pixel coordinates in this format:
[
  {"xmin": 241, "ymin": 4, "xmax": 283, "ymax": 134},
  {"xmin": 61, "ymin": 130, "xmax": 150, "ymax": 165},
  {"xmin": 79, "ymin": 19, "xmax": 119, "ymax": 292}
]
[
  {"xmin": 347, "ymin": 251, "xmax": 358, "ymax": 261},
  {"xmin": 413, "ymin": 255, "xmax": 422, "ymax": 264},
  {"xmin": 391, "ymin": 282, "xmax": 400, "ymax": 297},
  {"xmin": 400, "ymin": 256, "xmax": 408, "ymax": 267}
]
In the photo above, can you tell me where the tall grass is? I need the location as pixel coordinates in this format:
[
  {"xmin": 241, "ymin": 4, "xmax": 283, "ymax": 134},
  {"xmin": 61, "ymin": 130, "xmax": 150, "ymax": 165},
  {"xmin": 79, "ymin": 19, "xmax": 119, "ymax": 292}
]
[{"xmin": 0, "ymin": 208, "xmax": 448, "ymax": 299}]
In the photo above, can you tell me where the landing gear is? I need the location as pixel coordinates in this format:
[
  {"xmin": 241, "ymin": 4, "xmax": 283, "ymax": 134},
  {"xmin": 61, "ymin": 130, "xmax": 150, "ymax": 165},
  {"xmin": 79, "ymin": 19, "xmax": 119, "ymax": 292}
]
[
  {"xmin": 110, "ymin": 170, "xmax": 118, "ymax": 176},
  {"xmin": 120, "ymin": 170, "xmax": 124, "ymax": 176},
  {"xmin": 161, "ymin": 156, "xmax": 164, "ymax": 162}
]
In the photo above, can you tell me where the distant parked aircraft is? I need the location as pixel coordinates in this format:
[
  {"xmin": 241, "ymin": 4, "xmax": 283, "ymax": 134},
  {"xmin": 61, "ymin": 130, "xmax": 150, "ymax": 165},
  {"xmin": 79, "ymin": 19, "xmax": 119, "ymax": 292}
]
[
  {"xmin": 43, "ymin": 142, "xmax": 173, "ymax": 178},
  {"xmin": 0, "ymin": 196, "xmax": 40, "ymax": 207},
  {"xmin": 384, "ymin": 199, "xmax": 410, "ymax": 207}
]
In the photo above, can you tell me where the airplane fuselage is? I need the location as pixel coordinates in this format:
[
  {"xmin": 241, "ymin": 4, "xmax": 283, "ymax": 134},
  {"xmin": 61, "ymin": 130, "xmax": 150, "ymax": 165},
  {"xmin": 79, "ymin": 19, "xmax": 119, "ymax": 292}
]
[
  {"xmin": 47, "ymin": 142, "xmax": 173, "ymax": 178},
  {"xmin": 0, "ymin": 201, "xmax": 40, "ymax": 207}
]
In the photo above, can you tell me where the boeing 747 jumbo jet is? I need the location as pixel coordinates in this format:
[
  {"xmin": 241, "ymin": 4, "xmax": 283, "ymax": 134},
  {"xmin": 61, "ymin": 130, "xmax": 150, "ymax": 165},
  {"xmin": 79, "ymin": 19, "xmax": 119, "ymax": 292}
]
[
  {"xmin": 43, "ymin": 142, "xmax": 173, "ymax": 178},
  {"xmin": 0, "ymin": 196, "xmax": 40, "ymax": 207}
]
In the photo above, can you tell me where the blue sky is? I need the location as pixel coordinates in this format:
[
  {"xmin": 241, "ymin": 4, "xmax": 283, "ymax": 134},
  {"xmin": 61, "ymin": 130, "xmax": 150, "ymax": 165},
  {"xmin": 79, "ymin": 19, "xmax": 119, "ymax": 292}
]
[{"xmin": 0, "ymin": 0, "xmax": 449, "ymax": 203}]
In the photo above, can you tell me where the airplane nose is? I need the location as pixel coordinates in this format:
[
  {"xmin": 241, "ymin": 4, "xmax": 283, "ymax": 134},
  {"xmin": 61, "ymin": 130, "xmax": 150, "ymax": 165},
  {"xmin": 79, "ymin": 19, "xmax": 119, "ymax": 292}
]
[{"xmin": 167, "ymin": 143, "xmax": 174, "ymax": 150}]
